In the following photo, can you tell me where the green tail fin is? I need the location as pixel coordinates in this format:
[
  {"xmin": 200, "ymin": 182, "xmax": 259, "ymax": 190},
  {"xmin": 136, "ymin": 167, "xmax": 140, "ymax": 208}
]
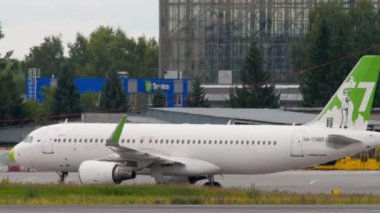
[{"xmin": 309, "ymin": 56, "xmax": 380, "ymax": 130}]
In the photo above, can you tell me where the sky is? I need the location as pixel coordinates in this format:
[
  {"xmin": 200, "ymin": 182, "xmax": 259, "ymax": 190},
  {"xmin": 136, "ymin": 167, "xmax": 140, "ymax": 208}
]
[{"xmin": 0, "ymin": 0, "xmax": 159, "ymax": 59}]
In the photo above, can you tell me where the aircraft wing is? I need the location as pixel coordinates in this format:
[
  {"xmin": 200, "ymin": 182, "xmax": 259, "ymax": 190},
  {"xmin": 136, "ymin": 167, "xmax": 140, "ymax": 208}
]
[
  {"xmin": 104, "ymin": 143, "xmax": 177, "ymax": 164},
  {"xmin": 103, "ymin": 116, "xmax": 179, "ymax": 167},
  {"xmin": 102, "ymin": 116, "xmax": 221, "ymax": 176}
]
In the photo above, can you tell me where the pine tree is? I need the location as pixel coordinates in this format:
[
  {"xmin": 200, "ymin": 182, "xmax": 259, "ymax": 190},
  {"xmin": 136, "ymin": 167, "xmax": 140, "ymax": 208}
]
[
  {"xmin": 50, "ymin": 65, "xmax": 82, "ymax": 117},
  {"xmin": 187, "ymin": 78, "xmax": 209, "ymax": 107},
  {"xmin": 230, "ymin": 40, "xmax": 279, "ymax": 108},
  {"xmin": 152, "ymin": 88, "xmax": 166, "ymax": 107},
  {"xmin": 99, "ymin": 70, "xmax": 127, "ymax": 111}
]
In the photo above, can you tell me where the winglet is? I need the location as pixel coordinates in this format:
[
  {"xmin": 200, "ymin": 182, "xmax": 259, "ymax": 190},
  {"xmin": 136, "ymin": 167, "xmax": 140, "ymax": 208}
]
[{"xmin": 106, "ymin": 115, "xmax": 128, "ymax": 146}]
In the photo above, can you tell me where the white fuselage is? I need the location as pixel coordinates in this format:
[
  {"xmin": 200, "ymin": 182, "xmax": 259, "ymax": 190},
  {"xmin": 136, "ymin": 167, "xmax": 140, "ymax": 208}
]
[{"xmin": 13, "ymin": 123, "xmax": 380, "ymax": 176}]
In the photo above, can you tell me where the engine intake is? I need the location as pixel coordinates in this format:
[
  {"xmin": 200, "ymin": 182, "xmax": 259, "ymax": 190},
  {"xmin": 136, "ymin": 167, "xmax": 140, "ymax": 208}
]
[{"xmin": 78, "ymin": 160, "xmax": 136, "ymax": 184}]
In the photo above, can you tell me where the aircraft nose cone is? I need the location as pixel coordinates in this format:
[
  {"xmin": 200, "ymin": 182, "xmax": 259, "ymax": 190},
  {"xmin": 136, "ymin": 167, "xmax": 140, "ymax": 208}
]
[{"xmin": 9, "ymin": 148, "xmax": 15, "ymax": 163}]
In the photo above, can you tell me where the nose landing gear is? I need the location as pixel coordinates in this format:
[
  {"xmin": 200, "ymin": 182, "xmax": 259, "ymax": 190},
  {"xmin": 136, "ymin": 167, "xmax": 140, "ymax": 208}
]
[
  {"xmin": 57, "ymin": 171, "xmax": 68, "ymax": 183},
  {"xmin": 203, "ymin": 175, "xmax": 221, "ymax": 187}
]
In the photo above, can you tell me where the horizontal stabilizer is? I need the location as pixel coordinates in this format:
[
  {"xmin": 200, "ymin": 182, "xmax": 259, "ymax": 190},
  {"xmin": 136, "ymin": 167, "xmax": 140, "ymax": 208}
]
[{"xmin": 327, "ymin": 134, "xmax": 361, "ymax": 149}]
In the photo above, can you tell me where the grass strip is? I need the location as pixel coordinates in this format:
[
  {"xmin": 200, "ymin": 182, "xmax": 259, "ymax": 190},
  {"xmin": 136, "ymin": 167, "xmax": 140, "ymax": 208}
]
[{"xmin": 0, "ymin": 180, "xmax": 379, "ymax": 205}]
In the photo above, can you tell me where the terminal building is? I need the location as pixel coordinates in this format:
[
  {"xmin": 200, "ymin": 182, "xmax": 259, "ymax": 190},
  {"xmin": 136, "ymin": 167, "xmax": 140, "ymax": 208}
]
[{"xmin": 159, "ymin": 0, "xmax": 380, "ymax": 84}]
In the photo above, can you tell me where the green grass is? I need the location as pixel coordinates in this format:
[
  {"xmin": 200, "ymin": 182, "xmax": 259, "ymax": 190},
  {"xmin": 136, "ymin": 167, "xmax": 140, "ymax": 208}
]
[{"xmin": 0, "ymin": 179, "xmax": 379, "ymax": 205}]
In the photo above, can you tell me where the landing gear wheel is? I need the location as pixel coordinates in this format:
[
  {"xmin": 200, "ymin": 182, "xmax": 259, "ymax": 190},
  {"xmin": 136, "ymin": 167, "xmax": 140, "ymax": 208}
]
[
  {"xmin": 204, "ymin": 181, "xmax": 221, "ymax": 187},
  {"xmin": 204, "ymin": 175, "xmax": 222, "ymax": 187},
  {"xmin": 57, "ymin": 171, "xmax": 68, "ymax": 183}
]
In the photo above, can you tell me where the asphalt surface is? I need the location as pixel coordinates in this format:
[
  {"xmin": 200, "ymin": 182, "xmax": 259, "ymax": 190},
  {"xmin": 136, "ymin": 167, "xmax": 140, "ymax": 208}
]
[
  {"xmin": 1, "ymin": 205, "xmax": 380, "ymax": 213},
  {"xmin": 2, "ymin": 170, "xmax": 380, "ymax": 194}
]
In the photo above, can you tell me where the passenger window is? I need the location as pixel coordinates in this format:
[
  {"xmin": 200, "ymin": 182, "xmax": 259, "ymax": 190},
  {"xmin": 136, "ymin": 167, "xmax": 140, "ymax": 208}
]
[
  {"xmin": 171, "ymin": 140, "xmax": 174, "ymax": 144},
  {"xmin": 203, "ymin": 140, "xmax": 206, "ymax": 144},
  {"xmin": 236, "ymin": 141, "xmax": 239, "ymax": 145},
  {"xmin": 95, "ymin": 139, "xmax": 98, "ymax": 143},
  {"xmin": 187, "ymin": 140, "xmax": 190, "ymax": 144},
  {"xmin": 90, "ymin": 139, "xmax": 93, "ymax": 143},
  {"xmin": 132, "ymin": 139, "xmax": 135, "ymax": 143},
  {"xmin": 263, "ymin": 141, "xmax": 266, "ymax": 145},
  {"xmin": 258, "ymin": 141, "xmax": 260, "ymax": 145},
  {"xmin": 268, "ymin": 141, "xmax": 271, "ymax": 145},
  {"xmin": 100, "ymin": 139, "xmax": 104, "ymax": 143},
  {"xmin": 140, "ymin": 139, "xmax": 144, "ymax": 144},
  {"xmin": 127, "ymin": 139, "xmax": 130, "ymax": 143},
  {"xmin": 252, "ymin": 141, "xmax": 255, "ymax": 145},
  {"xmin": 246, "ymin": 141, "xmax": 249, "ymax": 145},
  {"xmin": 121, "ymin": 139, "xmax": 125, "ymax": 143},
  {"xmin": 198, "ymin": 140, "xmax": 201, "ymax": 144},
  {"xmin": 241, "ymin": 141, "xmax": 244, "ymax": 145},
  {"xmin": 219, "ymin": 141, "xmax": 223, "ymax": 144},
  {"xmin": 181, "ymin": 140, "xmax": 185, "ymax": 144},
  {"xmin": 68, "ymin": 139, "xmax": 72, "ymax": 143},
  {"xmin": 63, "ymin": 138, "xmax": 66, "ymax": 143},
  {"xmin": 274, "ymin": 141, "xmax": 277, "ymax": 145},
  {"xmin": 84, "ymin": 139, "xmax": 88, "ymax": 143},
  {"xmin": 79, "ymin": 139, "xmax": 82, "ymax": 143}
]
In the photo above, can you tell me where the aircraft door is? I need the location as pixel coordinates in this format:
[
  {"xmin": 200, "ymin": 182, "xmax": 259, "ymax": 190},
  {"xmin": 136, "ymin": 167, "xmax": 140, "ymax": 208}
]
[
  {"xmin": 42, "ymin": 130, "xmax": 55, "ymax": 154},
  {"xmin": 291, "ymin": 130, "xmax": 304, "ymax": 157}
]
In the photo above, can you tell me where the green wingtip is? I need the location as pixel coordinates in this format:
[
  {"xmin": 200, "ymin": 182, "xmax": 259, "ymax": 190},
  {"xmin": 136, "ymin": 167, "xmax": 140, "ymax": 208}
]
[{"xmin": 110, "ymin": 115, "xmax": 128, "ymax": 143}]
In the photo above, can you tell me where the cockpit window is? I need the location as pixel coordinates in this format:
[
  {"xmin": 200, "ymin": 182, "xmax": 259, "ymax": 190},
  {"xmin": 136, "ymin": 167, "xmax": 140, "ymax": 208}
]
[{"xmin": 23, "ymin": 135, "xmax": 34, "ymax": 143}]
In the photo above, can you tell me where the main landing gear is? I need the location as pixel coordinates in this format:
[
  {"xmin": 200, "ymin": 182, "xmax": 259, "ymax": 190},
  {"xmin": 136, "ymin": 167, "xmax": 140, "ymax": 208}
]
[
  {"xmin": 203, "ymin": 175, "xmax": 221, "ymax": 187},
  {"xmin": 57, "ymin": 171, "xmax": 68, "ymax": 183}
]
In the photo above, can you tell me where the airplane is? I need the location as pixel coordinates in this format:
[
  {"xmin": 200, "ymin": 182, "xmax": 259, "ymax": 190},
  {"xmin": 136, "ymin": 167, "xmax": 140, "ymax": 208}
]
[{"xmin": 9, "ymin": 56, "xmax": 380, "ymax": 186}]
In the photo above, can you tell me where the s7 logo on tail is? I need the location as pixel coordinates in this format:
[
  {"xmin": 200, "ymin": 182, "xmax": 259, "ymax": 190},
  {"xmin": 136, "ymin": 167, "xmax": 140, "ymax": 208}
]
[{"xmin": 357, "ymin": 82, "xmax": 375, "ymax": 112}]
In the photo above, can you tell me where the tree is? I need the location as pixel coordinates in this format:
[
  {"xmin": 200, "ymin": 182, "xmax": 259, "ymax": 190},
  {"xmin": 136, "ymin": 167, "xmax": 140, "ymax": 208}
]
[
  {"xmin": 81, "ymin": 92, "xmax": 100, "ymax": 112},
  {"xmin": 187, "ymin": 78, "xmax": 209, "ymax": 107},
  {"xmin": 292, "ymin": 1, "xmax": 380, "ymax": 107},
  {"xmin": 0, "ymin": 24, "xmax": 29, "ymax": 126},
  {"xmin": 99, "ymin": 70, "xmax": 127, "ymax": 111},
  {"xmin": 83, "ymin": 26, "xmax": 135, "ymax": 77},
  {"xmin": 152, "ymin": 88, "xmax": 166, "ymax": 107},
  {"xmin": 133, "ymin": 36, "xmax": 159, "ymax": 77},
  {"xmin": 0, "ymin": 68, "xmax": 29, "ymax": 126},
  {"xmin": 25, "ymin": 36, "xmax": 65, "ymax": 77},
  {"xmin": 230, "ymin": 40, "xmax": 279, "ymax": 108},
  {"xmin": 50, "ymin": 66, "xmax": 82, "ymax": 117},
  {"xmin": 66, "ymin": 26, "xmax": 159, "ymax": 78},
  {"xmin": 68, "ymin": 33, "xmax": 89, "ymax": 77}
]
